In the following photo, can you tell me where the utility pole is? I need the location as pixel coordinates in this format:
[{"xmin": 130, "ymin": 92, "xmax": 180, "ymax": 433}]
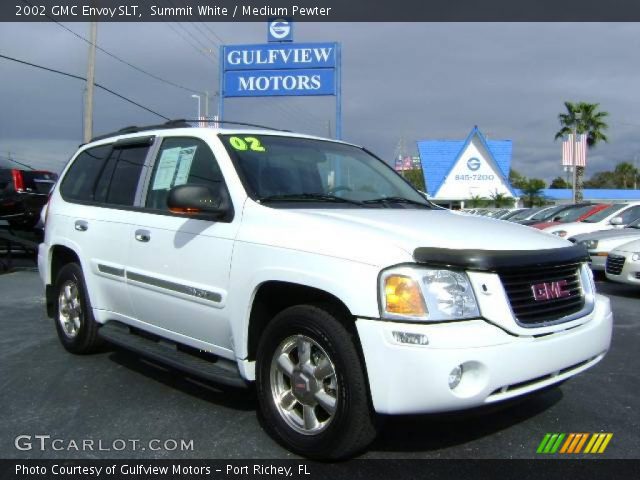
[
  {"xmin": 83, "ymin": 21, "xmax": 97, "ymax": 143},
  {"xmin": 204, "ymin": 91, "xmax": 210, "ymax": 118}
]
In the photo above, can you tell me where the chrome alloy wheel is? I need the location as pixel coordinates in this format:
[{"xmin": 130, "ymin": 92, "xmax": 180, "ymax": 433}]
[
  {"xmin": 270, "ymin": 335, "xmax": 339, "ymax": 435},
  {"xmin": 57, "ymin": 280, "xmax": 82, "ymax": 339}
]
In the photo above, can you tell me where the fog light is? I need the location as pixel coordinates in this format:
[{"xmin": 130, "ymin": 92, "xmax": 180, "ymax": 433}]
[
  {"xmin": 391, "ymin": 331, "xmax": 429, "ymax": 345},
  {"xmin": 448, "ymin": 365, "xmax": 463, "ymax": 389}
]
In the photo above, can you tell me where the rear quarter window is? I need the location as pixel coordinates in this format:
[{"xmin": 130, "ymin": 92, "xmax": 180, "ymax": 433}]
[{"xmin": 60, "ymin": 145, "xmax": 112, "ymax": 202}]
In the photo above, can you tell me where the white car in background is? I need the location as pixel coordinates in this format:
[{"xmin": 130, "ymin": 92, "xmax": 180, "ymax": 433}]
[
  {"xmin": 543, "ymin": 202, "xmax": 640, "ymax": 238},
  {"xmin": 605, "ymin": 238, "xmax": 640, "ymax": 286},
  {"xmin": 570, "ymin": 218, "xmax": 640, "ymax": 271}
]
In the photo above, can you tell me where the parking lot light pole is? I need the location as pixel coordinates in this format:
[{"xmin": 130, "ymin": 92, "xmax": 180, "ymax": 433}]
[{"xmin": 191, "ymin": 94, "xmax": 201, "ymax": 123}]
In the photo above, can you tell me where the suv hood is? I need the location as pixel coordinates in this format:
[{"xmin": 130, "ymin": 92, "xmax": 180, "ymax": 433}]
[
  {"xmin": 241, "ymin": 205, "xmax": 571, "ymax": 267},
  {"xmin": 612, "ymin": 238, "xmax": 640, "ymax": 253}
]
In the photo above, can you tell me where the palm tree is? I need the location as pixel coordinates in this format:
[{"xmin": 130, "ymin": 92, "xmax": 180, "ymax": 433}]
[
  {"xmin": 554, "ymin": 101, "xmax": 609, "ymax": 201},
  {"xmin": 489, "ymin": 190, "xmax": 510, "ymax": 208},
  {"xmin": 614, "ymin": 162, "xmax": 638, "ymax": 189},
  {"xmin": 522, "ymin": 179, "xmax": 547, "ymax": 207}
]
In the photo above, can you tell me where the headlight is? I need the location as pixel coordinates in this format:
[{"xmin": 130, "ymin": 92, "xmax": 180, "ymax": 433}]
[
  {"xmin": 552, "ymin": 230, "xmax": 568, "ymax": 237},
  {"xmin": 380, "ymin": 267, "xmax": 480, "ymax": 321},
  {"xmin": 580, "ymin": 239, "xmax": 598, "ymax": 250},
  {"xmin": 632, "ymin": 253, "xmax": 640, "ymax": 262}
]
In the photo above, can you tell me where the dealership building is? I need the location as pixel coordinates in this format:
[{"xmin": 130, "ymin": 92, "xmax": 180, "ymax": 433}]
[
  {"xmin": 417, "ymin": 126, "xmax": 518, "ymax": 208},
  {"xmin": 416, "ymin": 126, "xmax": 640, "ymax": 207}
]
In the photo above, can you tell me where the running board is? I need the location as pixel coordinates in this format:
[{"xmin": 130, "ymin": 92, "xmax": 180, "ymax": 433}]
[{"xmin": 98, "ymin": 322, "xmax": 248, "ymax": 389}]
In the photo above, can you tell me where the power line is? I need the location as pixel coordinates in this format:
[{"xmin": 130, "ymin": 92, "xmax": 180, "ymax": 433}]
[
  {"xmin": 21, "ymin": 0, "xmax": 203, "ymax": 95},
  {"xmin": 164, "ymin": 21, "xmax": 217, "ymax": 65},
  {"xmin": 0, "ymin": 53, "xmax": 171, "ymax": 121},
  {"xmin": 174, "ymin": 0, "xmax": 226, "ymax": 46},
  {"xmin": 167, "ymin": 0, "xmax": 222, "ymax": 57}
]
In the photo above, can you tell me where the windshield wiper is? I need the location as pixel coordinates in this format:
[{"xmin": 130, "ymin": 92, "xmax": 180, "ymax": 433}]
[
  {"xmin": 257, "ymin": 193, "xmax": 364, "ymax": 205},
  {"xmin": 363, "ymin": 196, "xmax": 431, "ymax": 208}
]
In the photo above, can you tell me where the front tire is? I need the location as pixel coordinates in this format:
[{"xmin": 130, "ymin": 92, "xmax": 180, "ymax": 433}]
[
  {"xmin": 53, "ymin": 262, "xmax": 102, "ymax": 354},
  {"xmin": 256, "ymin": 305, "xmax": 376, "ymax": 459}
]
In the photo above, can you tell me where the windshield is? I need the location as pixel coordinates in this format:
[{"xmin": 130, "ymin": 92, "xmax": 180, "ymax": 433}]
[
  {"xmin": 531, "ymin": 205, "xmax": 563, "ymax": 221},
  {"xmin": 221, "ymin": 135, "xmax": 431, "ymax": 208},
  {"xmin": 629, "ymin": 218, "xmax": 640, "ymax": 229},
  {"xmin": 581, "ymin": 204, "xmax": 626, "ymax": 223},
  {"xmin": 510, "ymin": 208, "xmax": 537, "ymax": 220},
  {"xmin": 558, "ymin": 204, "xmax": 598, "ymax": 223}
]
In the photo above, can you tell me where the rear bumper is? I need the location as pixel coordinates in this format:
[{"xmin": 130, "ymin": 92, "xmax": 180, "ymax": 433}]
[{"xmin": 356, "ymin": 294, "xmax": 612, "ymax": 415}]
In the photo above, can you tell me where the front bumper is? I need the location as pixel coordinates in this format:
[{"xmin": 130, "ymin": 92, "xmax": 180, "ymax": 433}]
[
  {"xmin": 589, "ymin": 253, "xmax": 608, "ymax": 271},
  {"xmin": 606, "ymin": 256, "xmax": 640, "ymax": 285},
  {"xmin": 356, "ymin": 294, "xmax": 612, "ymax": 415}
]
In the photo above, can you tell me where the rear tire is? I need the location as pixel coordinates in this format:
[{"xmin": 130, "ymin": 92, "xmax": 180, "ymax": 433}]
[
  {"xmin": 53, "ymin": 262, "xmax": 102, "ymax": 354},
  {"xmin": 256, "ymin": 305, "xmax": 376, "ymax": 460}
]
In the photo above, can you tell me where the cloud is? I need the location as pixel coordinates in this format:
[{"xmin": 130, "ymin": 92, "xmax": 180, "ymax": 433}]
[{"xmin": 1, "ymin": 22, "xmax": 639, "ymax": 181}]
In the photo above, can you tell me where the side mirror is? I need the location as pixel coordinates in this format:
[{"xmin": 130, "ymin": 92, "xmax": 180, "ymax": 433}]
[
  {"xmin": 167, "ymin": 184, "xmax": 230, "ymax": 219},
  {"xmin": 609, "ymin": 216, "xmax": 623, "ymax": 226},
  {"xmin": 552, "ymin": 216, "xmax": 562, "ymax": 222}
]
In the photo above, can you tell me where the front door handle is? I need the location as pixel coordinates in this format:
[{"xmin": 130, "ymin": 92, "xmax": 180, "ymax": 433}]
[
  {"xmin": 134, "ymin": 229, "xmax": 151, "ymax": 243},
  {"xmin": 74, "ymin": 220, "xmax": 88, "ymax": 232}
]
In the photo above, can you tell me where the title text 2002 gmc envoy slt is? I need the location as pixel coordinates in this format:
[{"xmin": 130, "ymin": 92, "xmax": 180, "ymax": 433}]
[{"xmin": 38, "ymin": 121, "xmax": 613, "ymax": 459}]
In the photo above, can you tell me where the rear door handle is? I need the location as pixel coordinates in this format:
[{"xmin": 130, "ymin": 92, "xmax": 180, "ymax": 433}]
[
  {"xmin": 135, "ymin": 229, "xmax": 151, "ymax": 243},
  {"xmin": 74, "ymin": 220, "xmax": 88, "ymax": 232}
]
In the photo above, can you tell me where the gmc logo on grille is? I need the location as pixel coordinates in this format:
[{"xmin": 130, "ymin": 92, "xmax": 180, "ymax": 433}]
[{"xmin": 531, "ymin": 280, "xmax": 571, "ymax": 301}]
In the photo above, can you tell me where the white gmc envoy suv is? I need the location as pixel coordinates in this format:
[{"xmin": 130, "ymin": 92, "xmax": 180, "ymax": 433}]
[{"xmin": 38, "ymin": 121, "xmax": 613, "ymax": 459}]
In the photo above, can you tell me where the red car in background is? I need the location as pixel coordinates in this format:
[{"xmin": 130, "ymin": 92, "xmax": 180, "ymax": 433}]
[{"xmin": 531, "ymin": 203, "xmax": 610, "ymax": 230}]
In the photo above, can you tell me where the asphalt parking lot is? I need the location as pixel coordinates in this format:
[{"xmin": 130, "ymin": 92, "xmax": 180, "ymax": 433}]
[{"xmin": 0, "ymin": 262, "xmax": 638, "ymax": 460}]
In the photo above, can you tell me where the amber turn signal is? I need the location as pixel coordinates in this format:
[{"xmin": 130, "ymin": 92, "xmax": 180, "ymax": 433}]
[{"xmin": 384, "ymin": 275, "xmax": 426, "ymax": 316}]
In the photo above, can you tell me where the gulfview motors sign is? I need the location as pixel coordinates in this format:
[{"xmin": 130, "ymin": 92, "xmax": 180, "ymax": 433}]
[{"xmin": 222, "ymin": 43, "xmax": 339, "ymax": 97}]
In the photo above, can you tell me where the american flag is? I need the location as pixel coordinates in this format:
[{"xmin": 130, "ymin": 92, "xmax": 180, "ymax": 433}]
[
  {"xmin": 562, "ymin": 134, "xmax": 587, "ymax": 167},
  {"xmin": 394, "ymin": 156, "xmax": 414, "ymax": 171}
]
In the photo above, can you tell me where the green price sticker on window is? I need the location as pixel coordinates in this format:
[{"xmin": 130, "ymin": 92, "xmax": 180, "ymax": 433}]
[{"xmin": 229, "ymin": 136, "xmax": 266, "ymax": 152}]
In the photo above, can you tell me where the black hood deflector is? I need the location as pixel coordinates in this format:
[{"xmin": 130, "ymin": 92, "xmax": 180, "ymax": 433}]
[{"xmin": 413, "ymin": 244, "xmax": 589, "ymax": 272}]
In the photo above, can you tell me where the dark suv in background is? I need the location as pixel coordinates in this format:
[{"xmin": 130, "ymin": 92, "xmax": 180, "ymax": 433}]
[{"xmin": 0, "ymin": 168, "xmax": 57, "ymax": 229}]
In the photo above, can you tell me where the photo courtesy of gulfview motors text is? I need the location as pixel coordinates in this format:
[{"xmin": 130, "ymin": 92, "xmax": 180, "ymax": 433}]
[
  {"xmin": 15, "ymin": 463, "xmax": 309, "ymax": 476},
  {"xmin": 0, "ymin": 0, "xmax": 639, "ymax": 478}
]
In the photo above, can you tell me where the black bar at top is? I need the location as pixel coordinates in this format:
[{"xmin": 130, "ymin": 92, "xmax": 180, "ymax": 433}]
[{"xmin": 5, "ymin": 0, "xmax": 640, "ymax": 22}]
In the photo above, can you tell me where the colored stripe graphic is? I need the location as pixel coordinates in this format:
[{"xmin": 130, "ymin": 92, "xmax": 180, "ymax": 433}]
[
  {"xmin": 538, "ymin": 433, "xmax": 613, "ymax": 454},
  {"xmin": 584, "ymin": 433, "xmax": 613, "ymax": 454},
  {"xmin": 537, "ymin": 433, "xmax": 565, "ymax": 454}
]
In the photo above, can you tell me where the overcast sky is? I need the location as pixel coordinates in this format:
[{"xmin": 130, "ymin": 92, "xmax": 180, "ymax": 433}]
[{"xmin": 2, "ymin": 22, "xmax": 640, "ymax": 184}]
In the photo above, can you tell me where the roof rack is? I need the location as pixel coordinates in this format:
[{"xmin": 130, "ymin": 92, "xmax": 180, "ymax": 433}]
[{"xmin": 89, "ymin": 119, "xmax": 288, "ymax": 143}]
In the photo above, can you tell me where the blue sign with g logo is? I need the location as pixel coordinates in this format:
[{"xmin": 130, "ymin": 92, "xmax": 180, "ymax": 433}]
[
  {"xmin": 268, "ymin": 19, "xmax": 293, "ymax": 42},
  {"xmin": 467, "ymin": 157, "xmax": 481, "ymax": 171}
]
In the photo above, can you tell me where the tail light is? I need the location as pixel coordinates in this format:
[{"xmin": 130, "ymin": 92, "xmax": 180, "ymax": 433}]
[
  {"xmin": 11, "ymin": 169, "xmax": 25, "ymax": 192},
  {"xmin": 43, "ymin": 192, "xmax": 52, "ymax": 228}
]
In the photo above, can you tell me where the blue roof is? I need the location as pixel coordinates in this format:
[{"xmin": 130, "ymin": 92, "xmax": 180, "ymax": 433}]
[
  {"xmin": 517, "ymin": 189, "xmax": 640, "ymax": 201},
  {"xmin": 417, "ymin": 126, "xmax": 513, "ymax": 196}
]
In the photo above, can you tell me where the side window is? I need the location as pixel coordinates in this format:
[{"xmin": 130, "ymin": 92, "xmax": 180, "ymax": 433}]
[
  {"xmin": 0, "ymin": 171, "xmax": 10, "ymax": 191},
  {"xmin": 104, "ymin": 145, "xmax": 149, "ymax": 206},
  {"xmin": 619, "ymin": 206, "xmax": 640, "ymax": 224},
  {"xmin": 60, "ymin": 145, "xmax": 111, "ymax": 202},
  {"xmin": 146, "ymin": 137, "xmax": 224, "ymax": 211}
]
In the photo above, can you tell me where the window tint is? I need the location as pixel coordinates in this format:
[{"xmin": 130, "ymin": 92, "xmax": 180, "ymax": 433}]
[
  {"xmin": 105, "ymin": 146, "xmax": 148, "ymax": 206},
  {"xmin": 60, "ymin": 145, "xmax": 111, "ymax": 202},
  {"xmin": 146, "ymin": 137, "xmax": 224, "ymax": 211}
]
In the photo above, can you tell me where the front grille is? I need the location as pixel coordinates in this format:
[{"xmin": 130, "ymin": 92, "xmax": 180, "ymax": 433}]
[
  {"xmin": 498, "ymin": 262, "xmax": 585, "ymax": 326},
  {"xmin": 605, "ymin": 254, "xmax": 625, "ymax": 275}
]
